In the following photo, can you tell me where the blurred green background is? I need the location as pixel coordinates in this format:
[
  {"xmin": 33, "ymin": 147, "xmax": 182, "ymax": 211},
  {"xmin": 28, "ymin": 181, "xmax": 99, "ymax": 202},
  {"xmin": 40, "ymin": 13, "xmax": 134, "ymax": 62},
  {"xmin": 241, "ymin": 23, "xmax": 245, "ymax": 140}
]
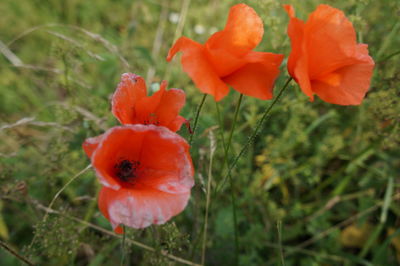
[{"xmin": 0, "ymin": 0, "xmax": 399, "ymax": 265}]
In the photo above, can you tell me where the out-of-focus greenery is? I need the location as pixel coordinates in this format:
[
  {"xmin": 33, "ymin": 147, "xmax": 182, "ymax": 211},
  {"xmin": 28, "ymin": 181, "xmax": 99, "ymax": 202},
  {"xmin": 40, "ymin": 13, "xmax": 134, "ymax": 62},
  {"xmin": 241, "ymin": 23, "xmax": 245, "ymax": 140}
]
[{"xmin": 0, "ymin": 0, "xmax": 399, "ymax": 265}]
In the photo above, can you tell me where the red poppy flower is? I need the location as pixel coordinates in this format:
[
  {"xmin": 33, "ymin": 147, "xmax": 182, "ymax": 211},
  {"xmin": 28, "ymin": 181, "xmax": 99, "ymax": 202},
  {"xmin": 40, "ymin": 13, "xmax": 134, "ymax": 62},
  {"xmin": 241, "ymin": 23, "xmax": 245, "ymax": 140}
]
[
  {"xmin": 82, "ymin": 125, "xmax": 194, "ymax": 232},
  {"xmin": 166, "ymin": 3, "xmax": 284, "ymax": 101},
  {"xmin": 284, "ymin": 4, "xmax": 375, "ymax": 105},
  {"xmin": 112, "ymin": 73, "xmax": 186, "ymax": 132}
]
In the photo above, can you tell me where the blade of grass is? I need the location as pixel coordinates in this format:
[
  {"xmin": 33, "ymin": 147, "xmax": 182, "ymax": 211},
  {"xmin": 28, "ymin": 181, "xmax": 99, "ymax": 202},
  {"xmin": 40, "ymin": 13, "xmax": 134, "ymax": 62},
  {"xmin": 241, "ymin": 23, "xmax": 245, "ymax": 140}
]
[
  {"xmin": 277, "ymin": 221, "xmax": 285, "ymax": 266},
  {"xmin": 380, "ymin": 176, "xmax": 394, "ymax": 223}
]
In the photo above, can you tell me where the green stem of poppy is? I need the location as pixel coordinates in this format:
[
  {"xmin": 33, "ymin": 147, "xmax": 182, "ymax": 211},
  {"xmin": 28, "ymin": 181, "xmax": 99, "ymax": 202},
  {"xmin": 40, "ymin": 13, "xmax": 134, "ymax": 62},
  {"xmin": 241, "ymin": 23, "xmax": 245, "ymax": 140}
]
[
  {"xmin": 120, "ymin": 225, "xmax": 126, "ymax": 266},
  {"xmin": 227, "ymin": 93, "xmax": 243, "ymax": 266},
  {"xmin": 217, "ymin": 77, "xmax": 292, "ymax": 193},
  {"xmin": 216, "ymin": 93, "xmax": 243, "ymax": 265},
  {"xmin": 215, "ymin": 102, "xmax": 228, "ymax": 155},
  {"xmin": 189, "ymin": 94, "xmax": 207, "ymax": 145}
]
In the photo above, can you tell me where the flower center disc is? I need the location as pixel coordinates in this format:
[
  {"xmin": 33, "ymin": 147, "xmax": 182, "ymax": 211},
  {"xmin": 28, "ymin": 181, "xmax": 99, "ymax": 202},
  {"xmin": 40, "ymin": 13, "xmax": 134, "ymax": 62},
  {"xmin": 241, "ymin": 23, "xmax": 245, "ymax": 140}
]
[{"xmin": 114, "ymin": 159, "xmax": 140, "ymax": 182}]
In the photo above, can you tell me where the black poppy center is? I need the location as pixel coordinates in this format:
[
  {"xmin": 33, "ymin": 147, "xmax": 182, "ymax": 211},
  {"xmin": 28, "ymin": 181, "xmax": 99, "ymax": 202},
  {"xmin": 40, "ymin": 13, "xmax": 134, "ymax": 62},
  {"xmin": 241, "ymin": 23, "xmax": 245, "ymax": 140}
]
[
  {"xmin": 143, "ymin": 113, "xmax": 160, "ymax": 126},
  {"xmin": 114, "ymin": 159, "xmax": 140, "ymax": 182}
]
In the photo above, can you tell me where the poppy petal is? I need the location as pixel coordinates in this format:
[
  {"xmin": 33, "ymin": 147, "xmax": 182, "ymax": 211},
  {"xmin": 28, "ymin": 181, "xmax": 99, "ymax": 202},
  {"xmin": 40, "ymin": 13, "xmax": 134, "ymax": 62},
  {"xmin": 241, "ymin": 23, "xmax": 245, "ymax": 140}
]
[
  {"xmin": 305, "ymin": 5, "xmax": 360, "ymax": 78},
  {"xmin": 112, "ymin": 73, "xmax": 147, "ymax": 124},
  {"xmin": 139, "ymin": 126, "xmax": 194, "ymax": 193},
  {"xmin": 222, "ymin": 51, "xmax": 284, "ymax": 100},
  {"xmin": 82, "ymin": 134, "xmax": 103, "ymax": 159},
  {"xmin": 168, "ymin": 115, "xmax": 187, "ymax": 133},
  {"xmin": 206, "ymin": 3, "xmax": 263, "ymax": 57},
  {"xmin": 154, "ymin": 87, "xmax": 186, "ymax": 131},
  {"xmin": 98, "ymin": 186, "xmax": 190, "ymax": 230},
  {"xmin": 312, "ymin": 53, "xmax": 374, "ymax": 105},
  {"xmin": 134, "ymin": 81, "xmax": 165, "ymax": 124},
  {"xmin": 294, "ymin": 57, "xmax": 314, "ymax": 100},
  {"xmin": 167, "ymin": 36, "xmax": 229, "ymax": 101},
  {"xmin": 283, "ymin": 5, "xmax": 306, "ymax": 79}
]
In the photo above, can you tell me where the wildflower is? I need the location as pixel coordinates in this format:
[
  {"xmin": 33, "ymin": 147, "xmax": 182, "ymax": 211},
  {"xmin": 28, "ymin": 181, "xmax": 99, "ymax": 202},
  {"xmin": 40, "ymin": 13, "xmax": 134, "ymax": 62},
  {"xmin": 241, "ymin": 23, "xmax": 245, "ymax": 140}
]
[
  {"xmin": 83, "ymin": 125, "xmax": 194, "ymax": 232},
  {"xmin": 112, "ymin": 73, "xmax": 186, "ymax": 132},
  {"xmin": 167, "ymin": 3, "xmax": 284, "ymax": 101},
  {"xmin": 284, "ymin": 4, "xmax": 374, "ymax": 105}
]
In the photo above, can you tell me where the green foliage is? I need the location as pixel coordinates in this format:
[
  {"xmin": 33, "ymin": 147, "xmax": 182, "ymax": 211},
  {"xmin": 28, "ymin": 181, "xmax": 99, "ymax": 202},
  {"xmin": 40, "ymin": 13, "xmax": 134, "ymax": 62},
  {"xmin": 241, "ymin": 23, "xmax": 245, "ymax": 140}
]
[{"xmin": 0, "ymin": 0, "xmax": 399, "ymax": 265}]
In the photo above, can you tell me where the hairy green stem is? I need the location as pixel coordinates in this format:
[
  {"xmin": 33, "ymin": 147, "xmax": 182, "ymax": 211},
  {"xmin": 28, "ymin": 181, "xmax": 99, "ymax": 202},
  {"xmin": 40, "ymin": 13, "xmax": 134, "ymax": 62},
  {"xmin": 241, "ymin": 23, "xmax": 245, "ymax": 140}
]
[
  {"xmin": 227, "ymin": 94, "xmax": 243, "ymax": 265},
  {"xmin": 218, "ymin": 77, "xmax": 292, "ymax": 192},
  {"xmin": 189, "ymin": 94, "xmax": 207, "ymax": 145},
  {"xmin": 215, "ymin": 93, "xmax": 243, "ymax": 265},
  {"xmin": 120, "ymin": 225, "xmax": 126, "ymax": 266}
]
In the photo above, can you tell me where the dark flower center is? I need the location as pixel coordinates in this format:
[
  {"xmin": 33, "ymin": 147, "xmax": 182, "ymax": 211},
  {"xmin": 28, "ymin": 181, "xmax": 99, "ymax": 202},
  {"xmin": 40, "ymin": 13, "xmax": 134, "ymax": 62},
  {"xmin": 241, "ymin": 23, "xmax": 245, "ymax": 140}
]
[
  {"xmin": 143, "ymin": 113, "xmax": 160, "ymax": 126},
  {"xmin": 114, "ymin": 159, "xmax": 140, "ymax": 182}
]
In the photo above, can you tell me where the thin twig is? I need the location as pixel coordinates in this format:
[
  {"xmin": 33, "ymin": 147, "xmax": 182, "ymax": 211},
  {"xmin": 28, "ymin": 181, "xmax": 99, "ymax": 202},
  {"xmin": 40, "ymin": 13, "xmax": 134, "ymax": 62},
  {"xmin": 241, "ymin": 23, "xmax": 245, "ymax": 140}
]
[
  {"xmin": 46, "ymin": 30, "xmax": 105, "ymax": 61},
  {"xmin": 1, "ymin": 39, "xmax": 61, "ymax": 73},
  {"xmin": 0, "ymin": 240, "xmax": 34, "ymax": 266},
  {"xmin": 0, "ymin": 117, "xmax": 73, "ymax": 132},
  {"xmin": 44, "ymin": 164, "xmax": 92, "ymax": 222},
  {"xmin": 7, "ymin": 23, "xmax": 130, "ymax": 69}
]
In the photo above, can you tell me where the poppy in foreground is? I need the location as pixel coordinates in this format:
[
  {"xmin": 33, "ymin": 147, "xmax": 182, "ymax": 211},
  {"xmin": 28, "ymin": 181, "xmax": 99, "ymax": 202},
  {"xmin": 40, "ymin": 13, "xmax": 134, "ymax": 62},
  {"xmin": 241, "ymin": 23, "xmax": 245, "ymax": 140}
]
[
  {"xmin": 167, "ymin": 3, "xmax": 284, "ymax": 101},
  {"xmin": 284, "ymin": 4, "xmax": 374, "ymax": 105},
  {"xmin": 83, "ymin": 125, "xmax": 194, "ymax": 233},
  {"xmin": 112, "ymin": 73, "xmax": 186, "ymax": 132}
]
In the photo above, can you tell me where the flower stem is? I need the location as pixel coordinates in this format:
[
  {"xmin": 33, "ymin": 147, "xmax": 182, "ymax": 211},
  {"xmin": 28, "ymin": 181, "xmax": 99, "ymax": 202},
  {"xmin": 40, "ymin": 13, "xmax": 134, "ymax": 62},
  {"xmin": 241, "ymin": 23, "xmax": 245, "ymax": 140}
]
[
  {"xmin": 217, "ymin": 77, "xmax": 292, "ymax": 193},
  {"xmin": 216, "ymin": 93, "xmax": 244, "ymax": 265},
  {"xmin": 189, "ymin": 94, "xmax": 207, "ymax": 145},
  {"xmin": 120, "ymin": 225, "xmax": 126, "ymax": 266},
  {"xmin": 227, "ymin": 93, "xmax": 243, "ymax": 265}
]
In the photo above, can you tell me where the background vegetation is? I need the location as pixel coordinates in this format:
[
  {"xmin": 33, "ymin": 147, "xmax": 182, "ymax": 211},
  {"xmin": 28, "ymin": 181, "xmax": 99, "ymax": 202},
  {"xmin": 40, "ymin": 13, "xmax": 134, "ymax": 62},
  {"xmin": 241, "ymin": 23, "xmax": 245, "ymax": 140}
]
[{"xmin": 0, "ymin": 0, "xmax": 399, "ymax": 265}]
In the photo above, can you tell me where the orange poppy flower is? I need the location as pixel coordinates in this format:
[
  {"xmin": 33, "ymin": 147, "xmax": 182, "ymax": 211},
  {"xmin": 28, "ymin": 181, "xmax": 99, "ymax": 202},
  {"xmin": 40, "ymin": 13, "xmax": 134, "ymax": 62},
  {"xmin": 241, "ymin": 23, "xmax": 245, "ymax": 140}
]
[
  {"xmin": 284, "ymin": 4, "xmax": 375, "ymax": 105},
  {"xmin": 112, "ymin": 73, "xmax": 186, "ymax": 132},
  {"xmin": 83, "ymin": 125, "xmax": 194, "ymax": 232},
  {"xmin": 167, "ymin": 3, "xmax": 284, "ymax": 101}
]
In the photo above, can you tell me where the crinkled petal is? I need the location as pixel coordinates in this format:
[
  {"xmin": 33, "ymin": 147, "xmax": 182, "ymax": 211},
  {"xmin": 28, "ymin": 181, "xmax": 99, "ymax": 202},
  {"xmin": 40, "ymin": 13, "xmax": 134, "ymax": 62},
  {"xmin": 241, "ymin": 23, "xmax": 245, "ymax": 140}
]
[
  {"xmin": 283, "ymin": 4, "xmax": 306, "ymax": 79},
  {"xmin": 204, "ymin": 4, "xmax": 264, "ymax": 76},
  {"xmin": 112, "ymin": 73, "xmax": 147, "ymax": 124},
  {"xmin": 223, "ymin": 52, "xmax": 284, "ymax": 100},
  {"xmin": 134, "ymin": 81, "xmax": 165, "ymax": 124},
  {"xmin": 206, "ymin": 3, "xmax": 263, "ymax": 56},
  {"xmin": 312, "ymin": 52, "xmax": 374, "ymax": 105},
  {"xmin": 98, "ymin": 185, "xmax": 190, "ymax": 231},
  {"xmin": 305, "ymin": 4, "xmax": 360, "ymax": 78},
  {"xmin": 138, "ymin": 125, "xmax": 194, "ymax": 193},
  {"xmin": 167, "ymin": 37, "xmax": 229, "ymax": 101},
  {"xmin": 294, "ymin": 56, "xmax": 313, "ymax": 100},
  {"xmin": 154, "ymin": 87, "xmax": 186, "ymax": 131}
]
